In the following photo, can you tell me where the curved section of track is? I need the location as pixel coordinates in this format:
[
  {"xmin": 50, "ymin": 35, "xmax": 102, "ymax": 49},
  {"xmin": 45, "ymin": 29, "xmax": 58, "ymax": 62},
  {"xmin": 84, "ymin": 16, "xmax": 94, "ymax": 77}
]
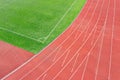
[{"xmin": 2, "ymin": 0, "xmax": 120, "ymax": 80}]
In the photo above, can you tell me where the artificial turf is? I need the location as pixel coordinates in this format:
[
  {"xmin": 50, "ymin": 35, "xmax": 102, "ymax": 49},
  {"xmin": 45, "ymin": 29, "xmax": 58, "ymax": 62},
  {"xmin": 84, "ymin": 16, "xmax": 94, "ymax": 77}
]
[{"xmin": 0, "ymin": 0, "xmax": 86, "ymax": 54}]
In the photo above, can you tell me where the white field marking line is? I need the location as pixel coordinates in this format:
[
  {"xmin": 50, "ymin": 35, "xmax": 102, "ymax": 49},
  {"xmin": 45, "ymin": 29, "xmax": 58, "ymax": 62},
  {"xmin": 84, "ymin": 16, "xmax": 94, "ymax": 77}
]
[
  {"xmin": 20, "ymin": 0, "xmax": 99, "ymax": 79},
  {"xmin": 108, "ymin": 0, "xmax": 115, "ymax": 79},
  {"xmin": 26, "ymin": 0, "xmax": 100, "ymax": 79},
  {"xmin": 95, "ymin": 0, "xmax": 110, "ymax": 79},
  {"xmin": 1, "ymin": 1, "xmax": 89, "ymax": 79},
  {"xmin": 81, "ymin": 53, "xmax": 90, "ymax": 80},
  {"xmin": 0, "ymin": 27, "xmax": 44, "ymax": 43},
  {"xmin": 71, "ymin": 53, "xmax": 80, "ymax": 72},
  {"xmin": 52, "ymin": 0, "xmax": 105, "ymax": 79},
  {"xmin": 0, "ymin": 0, "xmax": 77, "ymax": 43},
  {"xmin": 52, "ymin": 47, "xmax": 62, "ymax": 62},
  {"xmin": 42, "ymin": 0, "xmax": 80, "ymax": 43},
  {"xmin": 61, "ymin": 50, "xmax": 70, "ymax": 67}
]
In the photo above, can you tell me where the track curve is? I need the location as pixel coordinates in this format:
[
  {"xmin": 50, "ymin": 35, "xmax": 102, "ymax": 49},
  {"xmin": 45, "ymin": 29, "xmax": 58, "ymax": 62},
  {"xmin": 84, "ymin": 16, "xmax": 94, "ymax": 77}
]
[{"xmin": 2, "ymin": 0, "xmax": 120, "ymax": 80}]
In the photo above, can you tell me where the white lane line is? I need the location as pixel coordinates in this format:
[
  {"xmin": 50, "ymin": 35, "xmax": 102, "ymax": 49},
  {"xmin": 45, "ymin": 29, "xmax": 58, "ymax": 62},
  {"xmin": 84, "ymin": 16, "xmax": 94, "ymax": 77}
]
[
  {"xmin": 1, "ymin": 1, "xmax": 89, "ymax": 79},
  {"xmin": 82, "ymin": 23, "xmax": 90, "ymax": 41},
  {"xmin": 71, "ymin": 53, "xmax": 80, "ymax": 72},
  {"xmin": 108, "ymin": 0, "xmax": 115, "ymax": 79},
  {"xmin": 81, "ymin": 54, "xmax": 90, "ymax": 80},
  {"xmin": 52, "ymin": 47, "xmax": 62, "ymax": 62},
  {"xmin": 0, "ymin": 0, "xmax": 78, "ymax": 43},
  {"xmin": 95, "ymin": 0, "xmax": 110, "ymax": 79},
  {"xmin": 91, "ymin": 26, "xmax": 97, "ymax": 45},
  {"xmin": 42, "ymin": 74, "xmax": 47, "ymax": 80},
  {"xmin": 74, "ymin": 29, "xmax": 80, "ymax": 39},
  {"xmin": 61, "ymin": 50, "xmax": 70, "ymax": 67},
  {"xmin": 36, "ymin": 74, "xmax": 47, "ymax": 80},
  {"xmin": 94, "ymin": 28, "xmax": 105, "ymax": 80}
]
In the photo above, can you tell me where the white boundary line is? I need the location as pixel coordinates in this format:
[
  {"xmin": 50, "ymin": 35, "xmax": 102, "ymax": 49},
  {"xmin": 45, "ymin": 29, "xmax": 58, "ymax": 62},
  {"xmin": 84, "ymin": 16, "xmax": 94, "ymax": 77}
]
[
  {"xmin": 95, "ymin": 0, "xmax": 110, "ymax": 79},
  {"xmin": 61, "ymin": 50, "xmax": 70, "ymax": 67},
  {"xmin": 0, "ymin": 27, "xmax": 43, "ymax": 42},
  {"xmin": 108, "ymin": 0, "xmax": 115, "ymax": 79},
  {"xmin": 81, "ymin": 53, "xmax": 90, "ymax": 80},
  {"xmin": 0, "ymin": 0, "xmax": 79, "ymax": 43},
  {"xmin": 1, "ymin": 0, "xmax": 88, "ymax": 79},
  {"xmin": 71, "ymin": 53, "xmax": 80, "ymax": 72}
]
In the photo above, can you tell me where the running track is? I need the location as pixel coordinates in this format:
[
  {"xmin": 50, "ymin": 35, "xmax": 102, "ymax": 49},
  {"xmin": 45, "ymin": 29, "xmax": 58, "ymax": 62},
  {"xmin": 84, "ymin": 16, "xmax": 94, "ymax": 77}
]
[
  {"xmin": 1, "ymin": 0, "xmax": 120, "ymax": 80},
  {"xmin": 0, "ymin": 41, "xmax": 33, "ymax": 79}
]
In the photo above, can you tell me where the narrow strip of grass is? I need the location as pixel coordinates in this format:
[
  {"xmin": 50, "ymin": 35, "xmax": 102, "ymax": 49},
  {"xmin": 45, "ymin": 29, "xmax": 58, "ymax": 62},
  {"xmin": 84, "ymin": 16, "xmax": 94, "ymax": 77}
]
[{"xmin": 0, "ymin": 0, "xmax": 86, "ymax": 54}]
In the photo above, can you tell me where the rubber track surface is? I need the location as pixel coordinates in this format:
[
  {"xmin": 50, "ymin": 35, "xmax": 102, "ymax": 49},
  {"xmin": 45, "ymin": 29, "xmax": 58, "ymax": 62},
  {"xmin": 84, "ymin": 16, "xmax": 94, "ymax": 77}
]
[
  {"xmin": 2, "ymin": 0, "xmax": 120, "ymax": 80},
  {"xmin": 0, "ymin": 41, "xmax": 34, "ymax": 79}
]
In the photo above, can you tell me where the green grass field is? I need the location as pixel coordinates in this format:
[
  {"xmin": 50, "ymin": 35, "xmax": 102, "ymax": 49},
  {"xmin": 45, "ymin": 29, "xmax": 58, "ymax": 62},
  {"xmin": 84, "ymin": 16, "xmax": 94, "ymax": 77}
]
[{"xmin": 0, "ymin": 0, "xmax": 86, "ymax": 54}]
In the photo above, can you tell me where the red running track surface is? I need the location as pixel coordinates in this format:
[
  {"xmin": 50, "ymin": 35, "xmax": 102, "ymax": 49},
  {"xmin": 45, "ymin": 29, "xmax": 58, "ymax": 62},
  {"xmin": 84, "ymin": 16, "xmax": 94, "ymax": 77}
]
[
  {"xmin": 0, "ymin": 41, "xmax": 34, "ymax": 79},
  {"xmin": 1, "ymin": 0, "xmax": 120, "ymax": 80}
]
